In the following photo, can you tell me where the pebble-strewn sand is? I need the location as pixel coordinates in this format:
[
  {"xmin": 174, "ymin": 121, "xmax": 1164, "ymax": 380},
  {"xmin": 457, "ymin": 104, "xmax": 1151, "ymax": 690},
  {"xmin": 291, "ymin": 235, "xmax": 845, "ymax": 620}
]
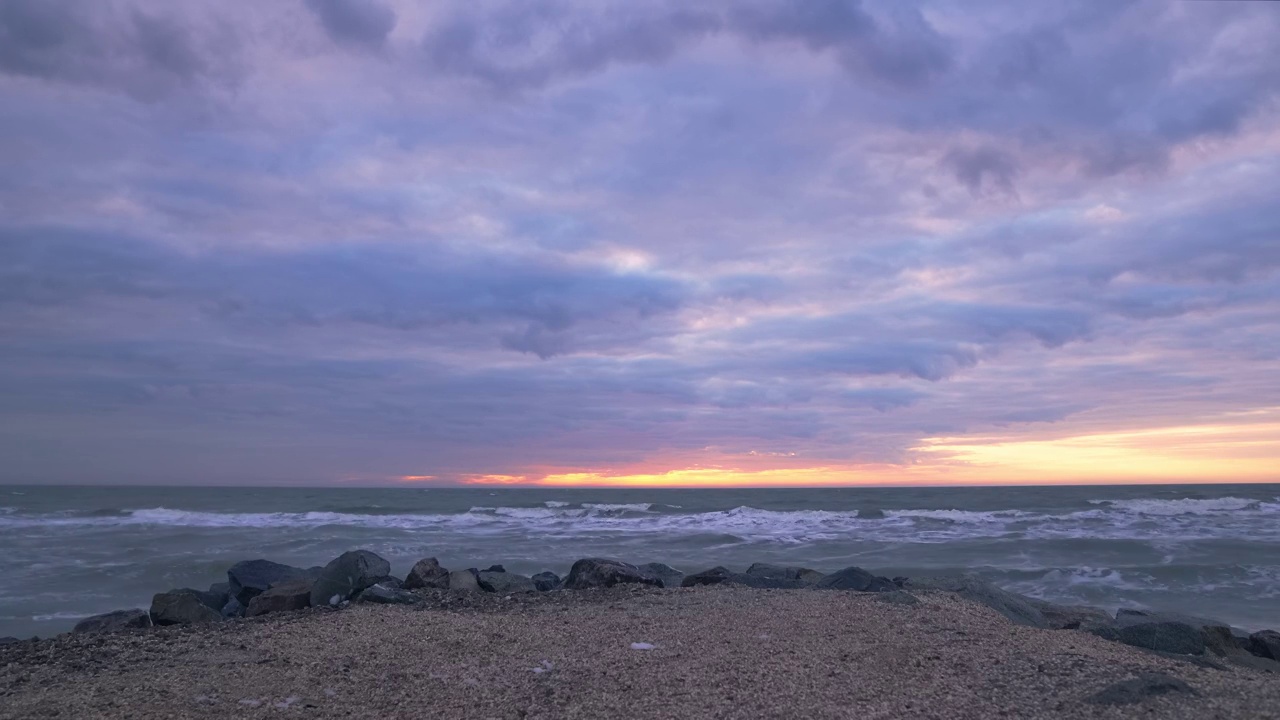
[{"xmin": 2, "ymin": 587, "xmax": 1277, "ymax": 719}]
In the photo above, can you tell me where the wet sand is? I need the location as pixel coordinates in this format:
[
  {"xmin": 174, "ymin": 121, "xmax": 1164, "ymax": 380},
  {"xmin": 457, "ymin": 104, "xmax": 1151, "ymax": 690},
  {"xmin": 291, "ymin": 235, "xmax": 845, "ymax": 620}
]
[{"xmin": 2, "ymin": 586, "xmax": 1277, "ymax": 719}]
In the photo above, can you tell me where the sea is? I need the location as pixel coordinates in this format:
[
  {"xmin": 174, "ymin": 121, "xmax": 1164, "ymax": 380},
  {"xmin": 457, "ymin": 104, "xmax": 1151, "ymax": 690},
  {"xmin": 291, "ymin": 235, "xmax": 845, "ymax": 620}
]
[{"xmin": 2, "ymin": 483, "xmax": 1278, "ymax": 639}]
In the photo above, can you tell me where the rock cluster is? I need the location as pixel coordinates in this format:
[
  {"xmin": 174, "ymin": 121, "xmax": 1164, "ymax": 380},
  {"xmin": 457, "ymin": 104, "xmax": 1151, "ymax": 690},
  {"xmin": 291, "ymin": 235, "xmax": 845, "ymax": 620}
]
[{"xmin": 64, "ymin": 553, "xmax": 1280, "ymax": 672}]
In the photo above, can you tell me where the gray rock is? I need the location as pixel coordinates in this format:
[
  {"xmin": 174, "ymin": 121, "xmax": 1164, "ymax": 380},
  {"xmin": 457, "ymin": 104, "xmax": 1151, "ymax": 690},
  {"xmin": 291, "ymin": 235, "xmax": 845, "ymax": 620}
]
[
  {"xmin": 448, "ymin": 568, "xmax": 482, "ymax": 592},
  {"xmin": 370, "ymin": 575, "xmax": 403, "ymax": 590},
  {"xmin": 744, "ymin": 563, "xmax": 823, "ymax": 586},
  {"xmin": 532, "ymin": 571, "xmax": 561, "ymax": 591},
  {"xmin": 150, "ymin": 590, "xmax": 222, "ymax": 625},
  {"xmin": 356, "ymin": 583, "xmax": 419, "ymax": 605},
  {"xmin": 563, "ymin": 558, "xmax": 663, "ymax": 590},
  {"xmin": 221, "ymin": 598, "xmax": 244, "ymax": 618},
  {"xmin": 206, "ymin": 582, "xmax": 231, "ymax": 609},
  {"xmin": 227, "ymin": 559, "xmax": 310, "ymax": 606},
  {"xmin": 477, "ymin": 571, "xmax": 536, "ymax": 594},
  {"xmin": 903, "ymin": 576, "xmax": 1043, "ymax": 627},
  {"xmin": 403, "ymin": 557, "xmax": 450, "ymax": 590},
  {"xmin": 1026, "ymin": 598, "xmax": 1114, "ymax": 630},
  {"xmin": 483, "ymin": 564, "xmax": 506, "ymax": 573},
  {"xmin": 1202, "ymin": 625, "xmax": 1248, "ymax": 657},
  {"xmin": 1116, "ymin": 622, "xmax": 1205, "ymax": 655},
  {"xmin": 816, "ymin": 567, "xmax": 898, "ymax": 593},
  {"xmin": 246, "ymin": 578, "xmax": 313, "ymax": 617},
  {"xmin": 309, "ymin": 550, "xmax": 391, "ymax": 607},
  {"xmin": 1116, "ymin": 609, "xmax": 1247, "ymax": 638},
  {"xmin": 0, "ymin": 636, "xmax": 19, "ymax": 644},
  {"xmin": 876, "ymin": 590, "xmax": 921, "ymax": 606},
  {"xmin": 73, "ymin": 609, "xmax": 152, "ymax": 634},
  {"xmin": 637, "ymin": 563, "xmax": 684, "ymax": 589},
  {"xmin": 681, "ymin": 566, "xmax": 733, "ymax": 587},
  {"xmin": 858, "ymin": 508, "xmax": 886, "ymax": 519},
  {"xmin": 1249, "ymin": 630, "xmax": 1280, "ymax": 661},
  {"xmin": 1085, "ymin": 672, "xmax": 1196, "ymax": 705}
]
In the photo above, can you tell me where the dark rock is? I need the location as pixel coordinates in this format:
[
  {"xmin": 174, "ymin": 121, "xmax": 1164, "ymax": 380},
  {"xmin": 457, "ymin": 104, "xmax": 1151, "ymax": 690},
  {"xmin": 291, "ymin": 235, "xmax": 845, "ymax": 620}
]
[
  {"xmin": 680, "ymin": 566, "xmax": 733, "ymax": 587},
  {"xmin": 206, "ymin": 582, "xmax": 231, "ymax": 608},
  {"xmin": 1116, "ymin": 609, "xmax": 1247, "ymax": 638},
  {"xmin": 563, "ymin": 558, "xmax": 663, "ymax": 590},
  {"xmin": 448, "ymin": 568, "xmax": 481, "ymax": 592},
  {"xmin": 876, "ymin": 590, "xmax": 921, "ymax": 606},
  {"xmin": 370, "ymin": 575, "xmax": 403, "ymax": 590},
  {"xmin": 1248, "ymin": 630, "xmax": 1280, "ymax": 661},
  {"xmin": 246, "ymin": 578, "xmax": 313, "ymax": 617},
  {"xmin": 310, "ymin": 550, "xmax": 392, "ymax": 607},
  {"xmin": 227, "ymin": 560, "xmax": 310, "ymax": 606},
  {"xmin": 150, "ymin": 590, "xmax": 222, "ymax": 625},
  {"xmin": 1086, "ymin": 672, "xmax": 1195, "ymax": 705},
  {"xmin": 638, "ymin": 563, "xmax": 684, "ymax": 589},
  {"xmin": 356, "ymin": 583, "xmax": 419, "ymax": 605},
  {"xmin": 858, "ymin": 508, "xmax": 886, "ymax": 519},
  {"xmin": 1202, "ymin": 625, "xmax": 1248, "ymax": 657},
  {"xmin": 0, "ymin": 636, "xmax": 19, "ymax": 644},
  {"xmin": 403, "ymin": 557, "xmax": 450, "ymax": 590},
  {"xmin": 816, "ymin": 567, "xmax": 897, "ymax": 593},
  {"xmin": 1226, "ymin": 654, "xmax": 1280, "ymax": 674},
  {"xmin": 1116, "ymin": 622, "xmax": 1205, "ymax": 655},
  {"xmin": 478, "ymin": 570, "xmax": 536, "ymax": 593},
  {"xmin": 532, "ymin": 571, "xmax": 561, "ymax": 591},
  {"xmin": 221, "ymin": 598, "xmax": 244, "ymax": 618},
  {"xmin": 1026, "ymin": 598, "xmax": 1114, "ymax": 631},
  {"xmin": 483, "ymin": 564, "xmax": 506, "ymax": 573},
  {"xmin": 73, "ymin": 609, "xmax": 152, "ymax": 634},
  {"xmin": 744, "ymin": 563, "xmax": 823, "ymax": 586},
  {"xmin": 891, "ymin": 576, "xmax": 909, "ymax": 587},
  {"xmin": 902, "ymin": 576, "xmax": 1043, "ymax": 627}
]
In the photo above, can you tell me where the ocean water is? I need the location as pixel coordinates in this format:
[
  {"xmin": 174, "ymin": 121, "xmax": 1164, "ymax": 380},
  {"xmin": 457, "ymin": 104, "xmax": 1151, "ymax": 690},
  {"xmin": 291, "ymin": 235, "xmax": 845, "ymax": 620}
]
[{"xmin": 2, "ymin": 483, "xmax": 1278, "ymax": 639}]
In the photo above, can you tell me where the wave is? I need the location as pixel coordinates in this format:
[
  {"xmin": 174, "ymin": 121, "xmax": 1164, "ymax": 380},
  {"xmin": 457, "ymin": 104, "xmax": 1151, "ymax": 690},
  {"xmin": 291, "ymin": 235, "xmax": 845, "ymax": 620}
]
[
  {"xmin": 1089, "ymin": 497, "xmax": 1270, "ymax": 516},
  {"xmin": 543, "ymin": 501, "xmax": 570, "ymax": 508}
]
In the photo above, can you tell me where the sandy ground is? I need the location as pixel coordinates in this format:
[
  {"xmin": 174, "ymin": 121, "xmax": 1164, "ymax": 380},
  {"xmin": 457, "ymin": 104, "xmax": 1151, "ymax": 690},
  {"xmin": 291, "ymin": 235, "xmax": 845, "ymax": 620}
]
[{"xmin": 1, "ymin": 586, "xmax": 1277, "ymax": 719}]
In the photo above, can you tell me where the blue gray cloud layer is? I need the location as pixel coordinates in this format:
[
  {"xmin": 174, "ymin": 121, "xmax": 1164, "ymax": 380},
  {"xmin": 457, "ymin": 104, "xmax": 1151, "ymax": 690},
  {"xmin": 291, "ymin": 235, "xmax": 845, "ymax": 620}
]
[{"xmin": 0, "ymin": 0, "xmax": 1276, "ymax": 483}]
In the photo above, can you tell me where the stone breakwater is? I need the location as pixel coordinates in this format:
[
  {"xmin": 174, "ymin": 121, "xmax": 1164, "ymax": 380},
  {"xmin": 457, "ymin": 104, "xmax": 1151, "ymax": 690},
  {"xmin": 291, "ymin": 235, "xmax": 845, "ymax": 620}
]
[{"xmin": 11, "ymin": 551, "xmax": 1280, "ymax": 671}]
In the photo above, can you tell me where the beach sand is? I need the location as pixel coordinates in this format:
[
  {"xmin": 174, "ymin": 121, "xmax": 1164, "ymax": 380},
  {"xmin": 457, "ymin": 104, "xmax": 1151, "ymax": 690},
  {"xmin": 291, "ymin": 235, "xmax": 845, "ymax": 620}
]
[{"xmin": 2, "ymin": 586, "xmax": 1276, "ymax": 719}]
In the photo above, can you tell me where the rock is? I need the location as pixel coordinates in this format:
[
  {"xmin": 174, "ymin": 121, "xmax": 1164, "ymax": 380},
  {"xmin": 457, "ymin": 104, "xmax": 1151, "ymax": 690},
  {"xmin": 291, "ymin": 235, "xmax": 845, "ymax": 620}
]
[
  {"xmin": 1116, "ymin": 622, "xmax": 1205, "ymax": 655},
  {"xmin": 483, "ymin": 564, "xmax": 506, "ymax": 573},
  {"xmin": 1248, "ymin": 630, "xmax": 1280, "ymax": 661},
  {"xmin": 0, "ymin": 636, "xmax": 19, "ymax": 644},
  {"xmin": 73, "ymin": 609, "xmax": 152, "ymax": 634},
  {"xmin": 858, "ymin": 508, "xmax": 886, "ymax": 519},
  {"xmin": 744, "ymin": 563, "xmax": 824, "ymax": 586},
  {"xmin": 876, "ymin": 590, "xmax": 921, "ymax": 606},
  {"xmin": 680, "ymin": 566, "xmax": 733, "ymax": 587},
  {"xmin": 477, "ymin": 570, "xmax": 536, "ymax": 593},
  {"xmin": 309, "ymin": 550, "xmax": 391, "ymax": 607},
  {"xmin": 815, "ymin": 567, "xmax": 898, "ymax": 593},
  {"xmin": 1202, "ymin": 625, "xmax": 1248, "ymax": 657},
  {"xmin": 1116, "ymin": 609, "xmax": 1246, "ymax": 637},
  {"xmin": 723, "ymin": 573, "xmax": 808, "ymax": 589},
  {"xmin": 356, "ymin": 583, "xmax": 419, "ymax": 605},
  {"xmin": 1025, "ymin": 599, "xmax": 1114, "ymax": 631},
  {"xmin": 227, "ymin": 560, "xmax": 310, "ymax": 606},
  {"xmin": 563, "ymin": 558, "xmax": 664, "ymax": 590},
  {"xmin": 448, "ymin": 569, "xmax": 482, "ymax": 592},
  {"xmin": 903, "ymin": 576, "xmax": 1043, "ymax": 627},
  {"xmin": 245, "ymin": 578, "xmax": 313, "ymax": 617},
  {"xmin": 370, "ymin": 575, "xmax": 403, "ymax": 590},
  {"xmin": 151, "ymin": 590, "xmax": 222, "ymax": 625},
  {"xmin": 637, "ymin": 563, "xmax": 684, "ymax": 589},
  {"xmin": 1085, "ymin": 672, "xmax": 1196, "ymax": 705},
  {"xmin": 206, "ymin": 582, "xmax": 231, "ymax": 608},
  {"xmin": 532, "ymin": 571, "xmax": 561, "ymax": 591},
  {"xmin": 403, "ymin": 558, "xmax": 450, "ymax": 590},
  {"xmin": 221, "ymin": 598, "xmax": 244, "ymax": 618}
]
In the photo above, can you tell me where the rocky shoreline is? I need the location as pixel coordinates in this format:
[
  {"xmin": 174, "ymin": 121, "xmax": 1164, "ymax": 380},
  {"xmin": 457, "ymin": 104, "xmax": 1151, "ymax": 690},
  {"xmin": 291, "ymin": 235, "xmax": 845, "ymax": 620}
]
[{"xmin": 8, "ymin": 550, "xmax": 1271, "ymax": 672}]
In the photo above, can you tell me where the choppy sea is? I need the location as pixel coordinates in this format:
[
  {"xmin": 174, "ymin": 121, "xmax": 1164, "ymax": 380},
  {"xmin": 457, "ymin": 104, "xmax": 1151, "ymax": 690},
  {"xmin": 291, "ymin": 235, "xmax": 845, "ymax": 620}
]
[{"xmin": 2, "ymin": 484, "xmax": 1278, "ymax": 639}]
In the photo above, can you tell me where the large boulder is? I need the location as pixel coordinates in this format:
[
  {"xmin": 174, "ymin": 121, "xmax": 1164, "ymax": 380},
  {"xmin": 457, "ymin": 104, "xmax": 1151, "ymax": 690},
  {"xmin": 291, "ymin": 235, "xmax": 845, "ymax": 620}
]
[
  {"xmin": 477, "ymin": 570, "xmax": 537, "ymax": 594},
  {"xmin": 151, "ymin": 590, "xmax": 222, "ymax": 625},
  {"xmin": 310, "ymin": 550, "xmax": 391, "ymax": 607},
  {"xmin": 638, "ymin": 563, "xmax": 684, "ymax": 589},
  {"xmin": 221, "ymin": 598, "xmax": 244, "ymax": 618},
  {"xmin": 1026, "ymin": 598, "xmax": 1115, "ymax": 631},
  {"xmin": 816, "ymin": 567, "xmax": 898, "ymax": 593},
  {"xmin": 1248, "ymin": 630, "xmax": 1280, "ymax": 661},
  {"xmin": 532, "ymin": 571, "xmax": 561, "ymax": 591},
  {"xmin": 448, "ymin": 569, "xmax": 482, "ymax": 592},
  {"xmin": 227, "ymin": 560, "xmax": 311, "ymax": 606},
  {"xmin": 73, "ymin": 609, "xmax": 151, "ymax": 634},
  {"xmin": 681, "ymin": 566, "xmax": 733, "ymax": 587},
  {"xmin": 246, "ymin": 579, "xmax": 313, "ymax": 617},
  {"xmin": 356, "ymin": 583, "xmax": 419, "ymax": 605},
  {"xmin": 902, "ymin": 576, "xmax": 1043, "ymax": 627},
  {"xmin": 745, "ymin": 563, "xmax": 824, "ymax": 586},
  {"xmin": 1116, "ymin": 622, "xmax": 1205, "ymax": 655},
  {"xmin": 403, "ymin": 558, "xmax": 450, "ymax": 590},
  {"xmin": 563, "ymin": 558, "xmax": 663, "ymax": 590}
]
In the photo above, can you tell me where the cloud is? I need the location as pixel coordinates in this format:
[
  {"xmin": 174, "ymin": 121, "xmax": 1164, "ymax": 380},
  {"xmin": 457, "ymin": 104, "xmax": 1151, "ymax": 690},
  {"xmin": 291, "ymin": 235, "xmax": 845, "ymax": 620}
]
[{"xmin": 304, "ymin": 0, "xmax": 396, "ymax": 50}]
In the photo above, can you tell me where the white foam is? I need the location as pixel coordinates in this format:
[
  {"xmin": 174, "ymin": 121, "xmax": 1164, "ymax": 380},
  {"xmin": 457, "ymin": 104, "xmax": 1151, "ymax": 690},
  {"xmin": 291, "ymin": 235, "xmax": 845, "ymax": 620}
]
[
  {"xmin": 1092, "ymin": 497, "xmax": 1263, "ymax": 516},
  {"xmin": 543, "ymin": 501, "xmax": 571, "ymax": 508},
  {"xmin": 581, "ymin": 503, "xmax": 654, "ymax": 512}
]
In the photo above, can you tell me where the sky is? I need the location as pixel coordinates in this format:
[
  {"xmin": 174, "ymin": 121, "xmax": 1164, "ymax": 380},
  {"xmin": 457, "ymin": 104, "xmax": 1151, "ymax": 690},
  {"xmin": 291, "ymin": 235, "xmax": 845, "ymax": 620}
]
[{"xmin": 1, "ymin": 0, "xmax": 1278, "ymax": 487}]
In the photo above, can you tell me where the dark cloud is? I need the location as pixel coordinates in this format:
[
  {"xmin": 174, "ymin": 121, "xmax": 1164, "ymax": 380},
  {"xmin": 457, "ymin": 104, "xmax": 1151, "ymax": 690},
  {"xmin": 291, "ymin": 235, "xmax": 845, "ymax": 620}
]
[{"xmin": 303, "ymin": 0, "xmax": 396, "ymax": 50}]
